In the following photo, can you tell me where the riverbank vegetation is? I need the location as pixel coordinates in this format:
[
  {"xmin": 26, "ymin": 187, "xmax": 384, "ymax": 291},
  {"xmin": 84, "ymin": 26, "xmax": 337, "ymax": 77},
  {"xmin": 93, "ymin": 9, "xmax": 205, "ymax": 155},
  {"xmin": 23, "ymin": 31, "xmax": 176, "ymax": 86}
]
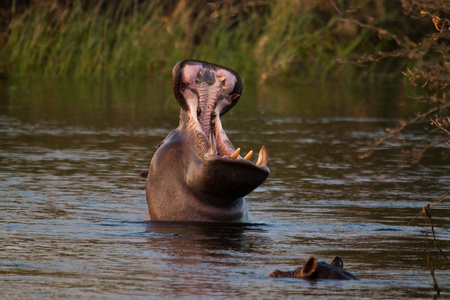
[{"xmin": 0, "ymin": 0, "xmax": 443, "ymax": 82}]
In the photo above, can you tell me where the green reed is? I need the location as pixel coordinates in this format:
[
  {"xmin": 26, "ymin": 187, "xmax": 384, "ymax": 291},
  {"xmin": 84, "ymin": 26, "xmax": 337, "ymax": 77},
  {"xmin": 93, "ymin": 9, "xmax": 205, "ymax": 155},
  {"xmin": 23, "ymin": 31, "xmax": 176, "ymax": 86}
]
[{"xmin": 0, "ymin": 0, "xmax": 408, "ymax": 79}]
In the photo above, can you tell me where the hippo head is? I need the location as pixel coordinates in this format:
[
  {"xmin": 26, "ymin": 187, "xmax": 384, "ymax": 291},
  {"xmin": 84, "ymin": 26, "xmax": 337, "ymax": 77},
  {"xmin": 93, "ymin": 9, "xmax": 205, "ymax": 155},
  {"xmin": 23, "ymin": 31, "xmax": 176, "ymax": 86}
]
[
  {"xmin": 269, "ymin": 256, "xmax": 359, "ymax": 280},
  {"xmin": 145, "ymin": 60, "xmax": 269, "ymax": 222}
]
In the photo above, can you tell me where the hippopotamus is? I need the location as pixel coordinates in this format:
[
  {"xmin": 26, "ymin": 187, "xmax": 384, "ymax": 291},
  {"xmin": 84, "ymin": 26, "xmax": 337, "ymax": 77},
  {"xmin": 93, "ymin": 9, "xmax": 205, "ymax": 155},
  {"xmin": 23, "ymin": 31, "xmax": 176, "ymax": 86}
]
[
  {"xmin": 269, "ymin": 256, "xmax": 359, "ymax": 280},
  {"xmin": 143, "ymin": 59, "xmax": 269, "ymax": 222}
]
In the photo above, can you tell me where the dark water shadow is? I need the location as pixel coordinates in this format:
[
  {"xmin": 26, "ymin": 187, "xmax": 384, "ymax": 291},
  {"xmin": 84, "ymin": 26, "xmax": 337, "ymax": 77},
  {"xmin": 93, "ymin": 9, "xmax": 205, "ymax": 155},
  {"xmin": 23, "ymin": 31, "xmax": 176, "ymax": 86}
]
[{"xmin": 143, "ymin": 221, "xmax": 270, "ymax": 263}]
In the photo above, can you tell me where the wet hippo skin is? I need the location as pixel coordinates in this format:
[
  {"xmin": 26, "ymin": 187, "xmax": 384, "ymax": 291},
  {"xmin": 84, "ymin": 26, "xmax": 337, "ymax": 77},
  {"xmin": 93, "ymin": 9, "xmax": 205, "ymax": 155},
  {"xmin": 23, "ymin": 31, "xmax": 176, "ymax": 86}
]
[
  {"xmin": 144, "ymin": 60, "xmax": 269, "ymax": 222},
  {"xmin": 270, "ymin": 256, "xmax": 359, "ymax": 280}
]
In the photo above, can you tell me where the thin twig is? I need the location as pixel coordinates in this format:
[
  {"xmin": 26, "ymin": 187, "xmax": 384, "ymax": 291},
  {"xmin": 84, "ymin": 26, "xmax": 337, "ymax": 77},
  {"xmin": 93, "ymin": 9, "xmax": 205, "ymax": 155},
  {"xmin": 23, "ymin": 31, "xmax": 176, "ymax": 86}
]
[{"xmin": 410, "ymin": 191, "xmax": 450, "ymax": 296}]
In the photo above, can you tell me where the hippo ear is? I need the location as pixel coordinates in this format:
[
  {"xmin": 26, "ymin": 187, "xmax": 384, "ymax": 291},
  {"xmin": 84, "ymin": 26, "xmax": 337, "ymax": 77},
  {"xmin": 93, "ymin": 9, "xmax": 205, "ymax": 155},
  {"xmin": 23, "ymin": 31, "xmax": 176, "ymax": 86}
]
[
  {"xmin": 330, "ymin": 256, "xmax": 344, "ymax": 270},
  {"xmin": 300, "ymin": 256, "xmax": 318, "ymax": 277}
]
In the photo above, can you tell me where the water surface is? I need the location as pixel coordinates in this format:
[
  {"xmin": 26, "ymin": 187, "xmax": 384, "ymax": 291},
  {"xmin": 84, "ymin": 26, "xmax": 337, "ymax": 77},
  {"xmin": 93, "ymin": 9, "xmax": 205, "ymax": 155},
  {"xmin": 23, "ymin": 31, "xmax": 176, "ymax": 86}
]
[{"xmin": 0, "ymin": 78, "xmax": 449, "ymax": 299}]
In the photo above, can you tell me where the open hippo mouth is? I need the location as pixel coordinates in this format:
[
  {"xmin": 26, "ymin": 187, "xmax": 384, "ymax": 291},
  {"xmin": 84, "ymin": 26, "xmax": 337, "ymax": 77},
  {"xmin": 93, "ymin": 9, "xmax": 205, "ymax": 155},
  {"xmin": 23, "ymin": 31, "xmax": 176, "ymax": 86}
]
[
  {"xmin": 173, "ymin": 59, "xmax": 268, "ymax": 167},
  {"xmin": 172, "ymin": 60, "xmax": 269, "ymax": 204}
]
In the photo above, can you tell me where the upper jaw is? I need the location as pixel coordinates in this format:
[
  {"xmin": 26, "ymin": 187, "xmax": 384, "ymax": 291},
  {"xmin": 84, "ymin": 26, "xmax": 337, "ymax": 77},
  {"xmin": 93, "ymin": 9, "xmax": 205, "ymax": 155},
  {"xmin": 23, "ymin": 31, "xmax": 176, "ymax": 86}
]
[
  {"xmin": 172, "ymin": 59, "xmax": 242, "ymax": 118},
  {"xmin": 173, "ymin": 59, "xmax": 268, "ymax": 169}
]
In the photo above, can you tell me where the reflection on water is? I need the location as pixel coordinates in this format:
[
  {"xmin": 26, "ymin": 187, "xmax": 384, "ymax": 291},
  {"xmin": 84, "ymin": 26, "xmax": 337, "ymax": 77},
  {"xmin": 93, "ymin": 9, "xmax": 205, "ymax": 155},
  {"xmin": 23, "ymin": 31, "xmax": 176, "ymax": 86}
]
[{"xmin": 0, "ymin": 78, "xmax": 449, "ymax": 298}]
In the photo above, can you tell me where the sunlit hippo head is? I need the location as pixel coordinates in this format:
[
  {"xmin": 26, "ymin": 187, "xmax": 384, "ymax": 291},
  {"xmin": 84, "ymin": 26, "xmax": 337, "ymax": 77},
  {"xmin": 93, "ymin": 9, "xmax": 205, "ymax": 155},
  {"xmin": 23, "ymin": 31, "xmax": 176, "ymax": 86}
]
[
  {"xmin": 144, "ymin": 59, "xmax": 269, "ymax": 222},
  {"xmin": 269, "ymin": 256, "xmax": 359, "ymax": 280}
]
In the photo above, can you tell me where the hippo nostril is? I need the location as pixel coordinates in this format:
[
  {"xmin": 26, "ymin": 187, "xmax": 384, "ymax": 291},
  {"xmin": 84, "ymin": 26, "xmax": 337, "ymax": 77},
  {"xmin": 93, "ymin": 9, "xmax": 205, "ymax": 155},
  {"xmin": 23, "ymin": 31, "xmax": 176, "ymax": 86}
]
[{"xmin": 230, "ymin": 93, "xmax": 239, "ymax": 100}]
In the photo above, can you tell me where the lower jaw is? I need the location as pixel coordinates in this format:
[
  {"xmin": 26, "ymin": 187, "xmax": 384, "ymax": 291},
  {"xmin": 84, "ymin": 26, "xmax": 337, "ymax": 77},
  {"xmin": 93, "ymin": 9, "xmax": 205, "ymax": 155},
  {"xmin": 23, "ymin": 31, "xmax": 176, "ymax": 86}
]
[{"xmin": 205, "ymin": 130, "xmax": 268, "ymax": 167}]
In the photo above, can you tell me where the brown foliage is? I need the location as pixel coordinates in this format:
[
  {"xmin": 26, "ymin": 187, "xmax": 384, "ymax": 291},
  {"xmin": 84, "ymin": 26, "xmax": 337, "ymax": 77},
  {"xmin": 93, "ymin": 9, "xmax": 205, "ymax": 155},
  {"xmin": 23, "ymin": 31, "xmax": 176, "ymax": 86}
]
[{"xmin": 353, "ymin": 0, "xmax": 449, "ymax": 295}]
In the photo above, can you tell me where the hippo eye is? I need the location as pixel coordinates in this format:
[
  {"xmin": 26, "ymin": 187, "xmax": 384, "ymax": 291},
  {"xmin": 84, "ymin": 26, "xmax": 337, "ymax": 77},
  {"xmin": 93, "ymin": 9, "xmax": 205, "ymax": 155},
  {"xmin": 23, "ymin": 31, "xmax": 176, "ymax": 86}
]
[
  {"xmin": 180, "ymin": 82, "xmax": 187, "ymax": 92},
  {"xmin": 197, "ymin": 108, "xmax": 201, "ymax": 117}
]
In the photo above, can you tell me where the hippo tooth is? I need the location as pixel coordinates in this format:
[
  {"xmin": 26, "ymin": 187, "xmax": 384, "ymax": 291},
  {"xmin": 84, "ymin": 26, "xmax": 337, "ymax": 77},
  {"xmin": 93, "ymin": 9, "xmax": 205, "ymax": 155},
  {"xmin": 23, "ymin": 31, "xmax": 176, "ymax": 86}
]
[
  {"xmin": 208, "ymin": 132, "xmax": 217, "ymax": 155},
  {"xmin": 221, "ymin": 86, "xmax": 226, "ymax": 91},
  {"xmin": 256, "ymin": 145, "xmax": 268, "ymax": 167},
  {"xmin": 218, "ymin": 76, "xmax": 225, "ymax": 82},
  {"xmin": 229, "ymin": 148, "xmax": 240, "ymax": 159},
  {"xmin": 244, "ymin": 150, "xmax": 253, "ymax": 160}
]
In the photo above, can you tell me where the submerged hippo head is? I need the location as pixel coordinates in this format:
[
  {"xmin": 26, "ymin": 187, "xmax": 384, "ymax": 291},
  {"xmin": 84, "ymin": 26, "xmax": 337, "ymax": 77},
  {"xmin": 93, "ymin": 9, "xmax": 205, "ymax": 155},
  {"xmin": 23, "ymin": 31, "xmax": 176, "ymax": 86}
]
[
  {"xmin": 144, "ymin": 60, "xmax": 269, "ymax": 222},
  {"xmin": 269, "ymin": 256, "xmax": 359, "ymax": 280}
]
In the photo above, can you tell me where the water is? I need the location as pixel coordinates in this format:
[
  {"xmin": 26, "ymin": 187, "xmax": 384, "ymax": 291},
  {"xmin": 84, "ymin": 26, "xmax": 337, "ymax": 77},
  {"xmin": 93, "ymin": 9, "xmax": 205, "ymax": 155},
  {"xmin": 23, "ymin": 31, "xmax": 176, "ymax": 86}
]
[{"xmin": 0, "ymin": 77, "xmax": 449, "ymax": 299}]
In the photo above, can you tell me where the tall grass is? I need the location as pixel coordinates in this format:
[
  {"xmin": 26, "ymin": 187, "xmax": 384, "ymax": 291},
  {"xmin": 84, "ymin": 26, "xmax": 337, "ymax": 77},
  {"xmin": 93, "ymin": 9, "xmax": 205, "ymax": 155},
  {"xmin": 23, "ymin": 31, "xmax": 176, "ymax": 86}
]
[
  {"xmin": 0, "ymin": 0, "xmax": 426, "ymax": 80},
  {"xmin": 4, "ymin": 1, "xmax": 169, "ymax": 77}
]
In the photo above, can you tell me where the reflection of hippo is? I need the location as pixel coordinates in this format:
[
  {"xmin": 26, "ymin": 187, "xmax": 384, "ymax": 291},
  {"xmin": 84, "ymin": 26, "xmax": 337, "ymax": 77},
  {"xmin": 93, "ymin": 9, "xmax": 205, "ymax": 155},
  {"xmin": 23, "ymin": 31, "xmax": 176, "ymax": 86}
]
[
  {"xmin": 143, "ymin": 60, "xmax": 269, "ymax": 222},
  {"xmin": 269, "ymin": 256, "xmax": 359, "ymax": 280}
]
